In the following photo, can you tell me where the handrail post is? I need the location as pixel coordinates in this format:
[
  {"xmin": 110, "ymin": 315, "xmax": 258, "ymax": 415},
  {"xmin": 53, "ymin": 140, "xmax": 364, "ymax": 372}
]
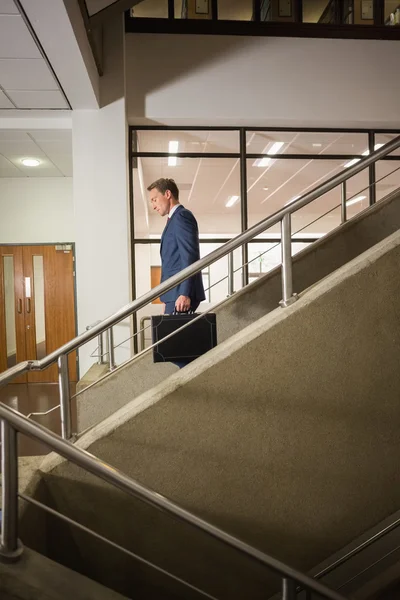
[
  {"xmin": 279, "ymin": 215, "xmax": 298, "ymax": 307},
  {"xmin": 98, "ymin": 332, "xmax": 105, "ymax": 365},
  {"xmin": 58, "ymin": 354, "xmax": 72, "ymax": 440},
  {"xmin": 139, "ymin": 317, "xmax": 151, "ymax": 351},
  {"xmin": 282, "ymin": 577, "xmax": 296, "ymax": 600},
  {"xmin": 341, "ymin": 181, "xmax": 347, "ymax": 223},
  {"xmin": 228, "ymin": 252, "xmax": 235, "ymax": 296},
  {"xmin": 107, "ymin": 327, "xmax": 116, "ymax": 371},
  {"xmin": 0, "ymin": 419, "xmax": 23, "ymax": 562}
]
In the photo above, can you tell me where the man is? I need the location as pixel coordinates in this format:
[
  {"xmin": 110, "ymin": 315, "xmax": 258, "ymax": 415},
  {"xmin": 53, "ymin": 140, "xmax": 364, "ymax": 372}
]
[{"xmin": 148, "ymin": 178, "xmax": 205, "ymax": 367}]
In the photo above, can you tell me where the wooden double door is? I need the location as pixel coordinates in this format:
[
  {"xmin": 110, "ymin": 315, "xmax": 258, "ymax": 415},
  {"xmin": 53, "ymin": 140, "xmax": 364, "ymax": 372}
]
[{"xmin": 0, "ymin": 245, "xmax": 77, "ymax": 383}]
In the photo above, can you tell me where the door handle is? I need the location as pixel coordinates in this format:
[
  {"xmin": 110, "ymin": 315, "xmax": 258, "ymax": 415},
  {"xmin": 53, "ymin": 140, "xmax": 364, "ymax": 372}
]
[
  {"xmin": 26, "ymin": 298, "xmax": 31, "ymax": 314},
  {"xmin": 17, "ymin": 299, "xmax": 22, "ymax": 314}
]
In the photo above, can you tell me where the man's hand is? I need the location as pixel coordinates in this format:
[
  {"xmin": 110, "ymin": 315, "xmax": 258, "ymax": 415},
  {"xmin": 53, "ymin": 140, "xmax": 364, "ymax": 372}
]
[{"xmin": 175, "ymin": 295, "xmax": 191, "ymax": 312}]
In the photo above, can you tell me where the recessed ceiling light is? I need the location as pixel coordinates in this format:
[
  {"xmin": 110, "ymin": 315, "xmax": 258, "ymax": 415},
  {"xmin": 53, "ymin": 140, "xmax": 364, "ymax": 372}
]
[
  {"xmin": 253, "ymin": 157, "xmax": 271, "ymax": 168},
  {"xmin": 312, "ymin": 143, "xmax": 322, "ymax": 147},
  {"xmin": 344, "ymin": 144, "xmax": 384, "ymax": 168},
  {"xmin": 346, "ymin": 195, "xmax": 366, "ymax": 207},
  {"xmin": 343, "ymin": 158, "xmax": 361, "ymax": 168},
  {"xmin": 268, "ymin": 141, "xmax": 284, "ymax": 155},
  {"xmin": 262, "ymin": 187, "xmax": 269, "ymax": 191},
  {"xmin": 253, "ymin": 142, "xmax": 284, "ymax": 167},
  {"xmin": 225, "ymin": 195, "xmax": 240, "ymax": 208},
  {"xmin": 168, "ymin": 141, "xmax": 179, "ymax": 166},
  {"xmin": 169, "ymin": 140, "xmax": 179, "ymax": 153},
  {"xmin": 22, "ymin": 158, "xmax": 40, "ymax": 167}
]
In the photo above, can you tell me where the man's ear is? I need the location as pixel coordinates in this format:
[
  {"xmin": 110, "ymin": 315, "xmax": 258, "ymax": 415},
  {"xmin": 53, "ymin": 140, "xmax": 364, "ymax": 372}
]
[{"xmin": 165, "ymin": 189, "xmax": 172, "ymax": 200}]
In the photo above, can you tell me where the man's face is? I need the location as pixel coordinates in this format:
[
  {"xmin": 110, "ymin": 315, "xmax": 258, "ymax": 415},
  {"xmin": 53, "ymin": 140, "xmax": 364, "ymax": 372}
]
[{"xmin": 150, "ymin": 187, "xmax": 171, "ymax": 217}]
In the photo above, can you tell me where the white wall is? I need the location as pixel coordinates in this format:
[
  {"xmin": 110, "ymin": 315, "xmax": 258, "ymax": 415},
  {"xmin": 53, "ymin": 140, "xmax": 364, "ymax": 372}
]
[
  {"xmin": 0, "ymin": 178, "xmax": 74, "ymax": 243},
  {"xmin": 126, "ymin": 34, "xmax": 400, "ymax": 128},
  {"xmin": 72, "ymin": 16, "xmax": 131, "ymax": 378}
]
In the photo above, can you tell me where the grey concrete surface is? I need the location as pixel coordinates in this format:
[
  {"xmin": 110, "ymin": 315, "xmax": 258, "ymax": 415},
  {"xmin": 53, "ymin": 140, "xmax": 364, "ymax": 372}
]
[
  {"xmin": 0, "ymin": 546, "xmax": 130, "ymax": 600},
  {"xmin": 76, "ymin": 191, "xmax": 400, "ymax": 433},
  {"xmin": 22, "ymin": 231, "xmax": 400, "ymax": 600},
  {"xmin": 76, "ymin": 362, "xmax": 111, "ymax": 394},
  {"xmin": 0, "ymin": 456, "xmax": 42, "ymax": 510}
]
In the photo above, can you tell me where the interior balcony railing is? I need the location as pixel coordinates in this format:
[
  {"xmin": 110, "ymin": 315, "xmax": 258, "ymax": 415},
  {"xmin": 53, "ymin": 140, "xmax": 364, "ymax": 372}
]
[{"xmin": 123, "ymin": 0, "xmax": 400, "ymax": 40}]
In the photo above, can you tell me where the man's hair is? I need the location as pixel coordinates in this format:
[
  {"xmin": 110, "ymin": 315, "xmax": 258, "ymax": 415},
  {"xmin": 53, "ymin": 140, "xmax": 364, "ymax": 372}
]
[{"xmin": 147, "ymin": 178, "xmax": 179, "ymax": 200}]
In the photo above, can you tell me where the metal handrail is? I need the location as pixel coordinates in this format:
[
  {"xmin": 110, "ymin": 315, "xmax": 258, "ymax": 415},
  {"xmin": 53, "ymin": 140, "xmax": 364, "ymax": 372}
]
[
  {"xmin": 1, "ymin": 136, "xmax": 399, "ymax": 385},
  {"xmin": 0, "ymin": 136, "xmax": 400, "ymax": 384},
  {"xmin": 0, "ymin": 402, "xmax": 347, "ymax": 600},
  {"xmin": 1, "ymin": 136, "xmax": 400, "ymax": 437}
]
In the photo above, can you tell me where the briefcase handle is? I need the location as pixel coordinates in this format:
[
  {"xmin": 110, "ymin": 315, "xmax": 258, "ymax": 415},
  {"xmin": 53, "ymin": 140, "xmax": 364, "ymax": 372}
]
[{"xmin": 173, "ymin": 309, "xmax": 196, "ymax": 315}]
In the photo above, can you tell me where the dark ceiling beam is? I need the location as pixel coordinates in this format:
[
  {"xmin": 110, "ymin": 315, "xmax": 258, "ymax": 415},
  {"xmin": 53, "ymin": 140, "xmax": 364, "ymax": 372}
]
[{"xmin": 89, "ymin": 0, "xmax": 144, "ymax": 28}]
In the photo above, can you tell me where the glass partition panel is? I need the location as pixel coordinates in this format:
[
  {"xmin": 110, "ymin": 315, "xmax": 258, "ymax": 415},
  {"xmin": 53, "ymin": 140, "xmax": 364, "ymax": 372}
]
[
  {"xmin": 133, "ymin": 157, "xmax": 241, "ymax": 237},
  {"xmin": 246, "ymin": 131, "xmax": 368, "ymax": 155},
  {"xmin": 260, "ymin": 0, "xmax": 295, "ymax": 21},
  {"xmin": 375, "ymin": 160, "xmax": 400, "ymax": 201},
  {"xmin": 247, "ymin": 241, "xmax": 281, "ymax": 280},
  {"xmin": 33, "ymin": 255, "xmax": 46, "ymax": 360},
  {"xmin": 247, "ymin": 158, "xmax": 344, "ymax": 229},
  {"xmin": 295, "ymin": 168, "xmax": 370, "ymax": 235},
  {"xmin": 3, "ymin": 255, "xmax": 17, "ymax": 368},
  {"xmin": 247, "ymin": 157, "xmax": 370, "ymax": 233},
  {"xmin": 218, "ymin": 0, "xmax": 253, "ymax": 20},
  {"xmin": 134, "ymin": 130, "xmax": 240, "ymax": 153},
  {"xmin": 303, "ymin": 0, "xmax": 354, "ymax": 24},
  {"xmin": 130, "ymin": 0, "xmax": 168, "ymax": 18},
  {"xmin": 247, "ymin": 240, "xmax": 313, "ymax": 281},
  {"xmin": 374, "ymin": 133, "xmax": 400, "ymax": 156},
  {"xmin": 385, "ymin": 1, "xmax": 400, "ymax": 25}
]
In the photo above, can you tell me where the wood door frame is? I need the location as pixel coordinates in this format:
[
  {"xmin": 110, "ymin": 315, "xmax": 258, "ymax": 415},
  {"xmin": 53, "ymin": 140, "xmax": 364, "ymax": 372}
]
[{"xmin": 0, "ymin": 242, "xmax": 79, "ymax": 382}]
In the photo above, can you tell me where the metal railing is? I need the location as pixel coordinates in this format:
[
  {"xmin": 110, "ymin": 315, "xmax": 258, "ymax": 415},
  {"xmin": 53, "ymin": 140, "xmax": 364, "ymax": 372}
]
[
  {"xmin": 1, "ymin": 135, "xmax": 400, "ymax": 441},
  {"xmin": 0, "ymin": 401, "xmax": 347, "ymax": 600}
]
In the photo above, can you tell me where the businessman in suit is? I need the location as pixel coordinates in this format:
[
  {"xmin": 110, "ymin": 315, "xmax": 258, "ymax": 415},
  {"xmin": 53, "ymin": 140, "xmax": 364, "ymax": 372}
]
[{"xmin": 148, "ymin": 178, "xmax": 205, "ymax": 367}]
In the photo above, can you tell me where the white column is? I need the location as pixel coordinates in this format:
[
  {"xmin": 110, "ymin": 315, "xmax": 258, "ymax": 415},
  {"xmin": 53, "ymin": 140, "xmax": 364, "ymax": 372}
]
[{"xmin": 72, "ymin": 17, "xmax": 131, "ymax": 378}]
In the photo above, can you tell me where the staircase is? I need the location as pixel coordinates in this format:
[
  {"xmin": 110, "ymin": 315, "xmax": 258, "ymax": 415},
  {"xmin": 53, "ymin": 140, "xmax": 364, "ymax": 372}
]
[
  {"xmin": 76, "ymin": 187, "xmax": 400, "ymax": 432},
  {"xmin": 11, "ymin": 228, "xmax": 400, "ymax": 599},
  {"xmin": 2, "ymin": 142, "xmax": 400, "ymax": 599}
]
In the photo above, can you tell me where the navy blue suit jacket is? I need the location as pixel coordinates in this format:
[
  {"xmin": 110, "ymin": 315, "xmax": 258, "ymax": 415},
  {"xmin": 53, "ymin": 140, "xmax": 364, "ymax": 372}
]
[{"xmin": 160, "ymin": 205, "xmax": 206, "ymax": 304}]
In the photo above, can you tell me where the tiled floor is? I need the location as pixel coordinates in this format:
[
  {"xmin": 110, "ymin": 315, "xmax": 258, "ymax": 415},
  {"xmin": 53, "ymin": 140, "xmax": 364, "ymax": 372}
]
[{"xmin": 0, "ymin": 383, "xmax": 77, "ymax": 457}]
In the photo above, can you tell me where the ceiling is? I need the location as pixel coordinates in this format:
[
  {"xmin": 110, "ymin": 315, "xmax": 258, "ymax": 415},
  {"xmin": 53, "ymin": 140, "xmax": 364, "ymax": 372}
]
[
  {"xmin": 0, "ymin": 129, "xmax": 72, "ymax": 177},
  {"xmin": 0, "ymin": 0, "xmax": 69, "ymax": 110}
]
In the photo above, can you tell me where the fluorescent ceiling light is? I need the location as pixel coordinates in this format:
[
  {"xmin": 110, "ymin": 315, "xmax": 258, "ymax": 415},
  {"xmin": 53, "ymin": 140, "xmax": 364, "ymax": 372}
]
[
  {"xmin": 168, "ymin": 140, "xmax": 179, "ymax": 153},
  {"xmin": 168, "ymin": 141, "xmax": 179, "ymax": 166},
  {"xmin": 343, "ymin": 158, "xmax": 361, "ymax": 168},
  {"xmin": 22, "ymin": 158, "xmax": 40, "ymax": 167},
  {"xmin": 253, "ymin": 157, "xmax": 271, "ymax": 168},
  {"xmin": 225, "ymin": 195, "xmax": 239, "ymax": 208},
  {"xmin": 253, "ymin": 141, "xmax": 284, "ymax": 167},
  {"xmin": 346, "ymin": 195, "xmax": 366, "ymax": 207},
  {"xmin": 268, "ymin": 141, "xmax": 284, "ymax": 155},
  {"xmin": 313, "ymin": 143, "xmax": 322, "ymax": 147},
  {"xmin": 344, "ymin": 144, "xmax": 385, "ymax": 168}
]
